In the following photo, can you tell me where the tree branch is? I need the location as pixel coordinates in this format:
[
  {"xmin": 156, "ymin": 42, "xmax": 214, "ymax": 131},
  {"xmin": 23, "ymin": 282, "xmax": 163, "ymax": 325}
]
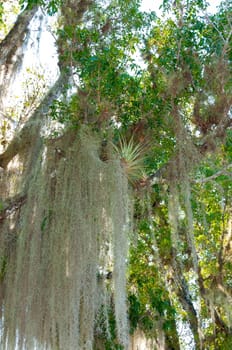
[
  {"xmin": 0, "ymin": 5, "xmax": 39, "ymax": 109},
  {"xmin": 0, "ymin": 193, "xmax": 27, "ymax": 222},
  {"xmin": 195, "ymin": 164, "xmax": 232, "ymax": 184},
  {"xmin": 0, "ymin": 72, "xmax": 69, "ymax": 169},
  {"xmin": 0, "ymin": 5, "xmax": 38, "ymax": 66},
  {"xmin": 0, "ymin": 0, "xmax": 92, "ymax": 169}
]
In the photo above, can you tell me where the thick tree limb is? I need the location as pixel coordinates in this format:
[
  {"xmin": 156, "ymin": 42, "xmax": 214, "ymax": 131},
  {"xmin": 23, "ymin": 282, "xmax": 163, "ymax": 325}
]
[
  {"xmin": 0, "ymin": 5, "xmax": 39, "ymax": 108},
  {"xmin": 170, "ymin": 255, "xmax": 201, "ymax": 348},
  {"xmin": 0, "ymin": 193, "xmax": 27, "ymax": 222},
  {"xmin": 57, "ymin": 0, "xmax": 94, "ymax": 69},
  {"xmin": 0, "ymin": 0, "xmax": 92, "ymax": 169},
  {"xmin": 0, "ymin": 72, "xmax": 69, "ymax": 169},
  {"xmin": 0, "ymin": 6, "xmax": 38, "ymax": 65}
]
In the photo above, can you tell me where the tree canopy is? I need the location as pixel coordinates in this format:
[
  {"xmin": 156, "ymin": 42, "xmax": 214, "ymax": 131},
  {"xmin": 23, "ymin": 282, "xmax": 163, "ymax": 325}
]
[{"xmin": 0, "ymin": 0, "xmax": 232, "ymax": 349}]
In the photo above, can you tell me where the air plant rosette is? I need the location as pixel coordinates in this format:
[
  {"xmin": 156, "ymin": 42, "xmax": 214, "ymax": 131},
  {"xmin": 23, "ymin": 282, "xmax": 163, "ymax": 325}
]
[{"xmin": 113, "ymin": 136, "xmax": 148, "ymax": 186}]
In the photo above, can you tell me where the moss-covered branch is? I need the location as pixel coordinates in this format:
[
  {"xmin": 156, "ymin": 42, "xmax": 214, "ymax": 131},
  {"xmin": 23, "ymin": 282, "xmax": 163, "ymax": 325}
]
[
  {"xmin": 0, "ymin": 72, "xmax": 69, "ymax": 169},
  {"xmin": 0, "ymin": 5, "xmax": 38, "ymax": 64},
  {"xmin": 0, "ymin": 193, "xmax": 27, "ymax": 222},
  {"xmin": 0, "ymin": 5, "xmax": 39, "ymax": 107}
]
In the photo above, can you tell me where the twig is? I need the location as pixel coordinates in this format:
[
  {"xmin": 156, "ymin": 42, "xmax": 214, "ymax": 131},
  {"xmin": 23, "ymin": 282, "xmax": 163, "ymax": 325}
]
[{"xmin": 195, "ymin": 164, "xmax": 232, "ymax": 184}]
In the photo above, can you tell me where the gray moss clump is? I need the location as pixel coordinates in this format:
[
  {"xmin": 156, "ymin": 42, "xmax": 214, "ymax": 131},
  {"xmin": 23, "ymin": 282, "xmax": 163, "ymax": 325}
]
[{"xmin": 0, "ymin": 127, "xmax": 130, "ymax": 350}]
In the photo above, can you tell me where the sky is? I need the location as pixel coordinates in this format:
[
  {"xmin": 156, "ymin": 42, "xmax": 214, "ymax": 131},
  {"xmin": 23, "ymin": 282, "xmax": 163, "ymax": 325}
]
[{"xmin": 140, "ymin": 0, "xmax": 223, "ymax": 14}]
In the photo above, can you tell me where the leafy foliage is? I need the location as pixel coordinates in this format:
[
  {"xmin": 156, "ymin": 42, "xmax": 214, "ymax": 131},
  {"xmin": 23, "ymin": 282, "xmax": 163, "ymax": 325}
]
[
  {"xmin": 0, "ymin": 0, "xmax": 232, "ymax": 349},
  {"xmin": 19, "ymin": 0, "xmax": 63, "ymax": 14}
]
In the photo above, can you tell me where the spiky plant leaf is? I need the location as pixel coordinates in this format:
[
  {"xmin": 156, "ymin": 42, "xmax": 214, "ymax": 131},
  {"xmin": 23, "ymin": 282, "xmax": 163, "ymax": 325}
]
[{"xmin": 113, "ymin": 136, "xmax": 147, "ymax": 184}]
